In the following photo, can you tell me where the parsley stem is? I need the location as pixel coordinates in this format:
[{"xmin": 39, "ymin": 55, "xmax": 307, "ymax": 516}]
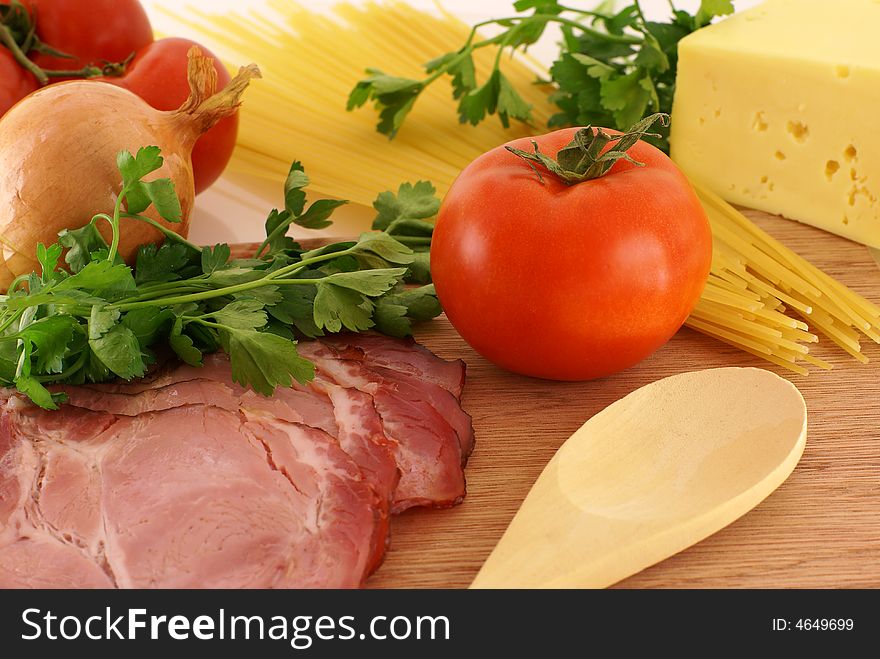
[
  {"xmin": 6, "ymin": 274, "xmax": 30, "ymax": 294},
  {"xmin": 255, "ymin": 218, "xmax": 293, "ymax": 258},
  {"xmin": 121, "ymin": 213, "xmax": 203, "ymax": 254},
  {"xmin": 110, "ymin": 245, "xmax": 364, "ymax": 312},
  {"xmin": 106, "ymin": 189, "xmax": 127, "ymax": 263},
  {"xmin": 14, "ymin": 306, "xmax": 38, "ymax": 379},
  {"xmin": 109, "ymin": 280, "xmax": 268, "ymax": 311},
  {"xmin": 264, "ymin": 246, "xmax": 359, "ymax": 280},
  {"xmin": 554, "ymin": 5, "xmax": 613, "ymax": 19},
  {"xmin": 33, "ymin": 349, "xmax": 88, "ymax": 383},
  {"xmin": 0, "ymin": 308, "xmax": 24, "ymax": 335},
  {"xmin": 477, "ymin": 14, "xmax": 641, "ymax": 45},
  {"xmin": 124, "ymin": 285, "xmax": 212, "ymax": 303},
  {"xmin": 632, "ymin": 0, "xmax": 647, "ymax": 24},
  {"xmin": 423, "ymin": 12, "xmax": 640, "ymax": 86}
]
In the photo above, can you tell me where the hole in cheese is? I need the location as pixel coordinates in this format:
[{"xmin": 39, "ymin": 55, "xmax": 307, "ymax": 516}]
[
  {"xmin": 826, "ymin": 160, "xmax": 840, "ymax": 180},
  {"xmin": 844, "ymin": 144, "xmax": 858, "ymax": 161},
  {"xmin": 752, "ymin": 112, "xmax": 768, "ymax": 132},
  {"xmin": 775, "ymin": 151, "xmax": 786, "ymax": 161},
  {"xmin": 786, "ymin": 121, "xmax": 809, "ymax": 142},
  {"xmin": 835, "ymin": 65, "xmax": 851, "ymax": 79}
]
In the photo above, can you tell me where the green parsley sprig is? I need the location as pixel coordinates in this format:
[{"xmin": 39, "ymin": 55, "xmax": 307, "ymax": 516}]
[
  {"xmin": 348, "ymin": 0, "xmax": 734, "ymax": 151},
  {"xmin": 0, "ymin": 147, "xmax": 443, "ymax": 409}
]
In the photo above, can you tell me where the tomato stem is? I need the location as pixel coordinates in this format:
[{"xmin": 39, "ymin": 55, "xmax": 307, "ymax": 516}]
[
  {"xmin": 0, "ymin": 1, "xmax": 130, "ymax": 86},
  {"xmin": 0, "ymin": 23, "xmax": 48, "ymax": 84},
  {"xmin": 505, "ymin": 113, "xmax": 670, "ymax": 185}
]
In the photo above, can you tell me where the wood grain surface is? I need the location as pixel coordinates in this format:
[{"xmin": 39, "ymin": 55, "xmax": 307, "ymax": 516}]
[
  {"xmin": 241, "ymin": 210, "xmax": 880, "ymax": 588},
  {"xmin": 383, "ymin": 210, "xmax": 880, "ymax": 589}
]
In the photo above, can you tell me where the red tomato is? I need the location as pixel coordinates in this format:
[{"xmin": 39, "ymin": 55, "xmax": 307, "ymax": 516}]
[
  {"xmin": 432, "ymin": 127, "xmax": 712, "ymax": 381},
  {"xmin": 0, "ymin": 48, "xmax": 38, "ymax": 115},
  {"xmin": 22, "ymin": 0, "xmax": 153, "ymax": 71},
  {"xmin": 105, "ymin": 38, "xmax": 238, "ymax": 194}
]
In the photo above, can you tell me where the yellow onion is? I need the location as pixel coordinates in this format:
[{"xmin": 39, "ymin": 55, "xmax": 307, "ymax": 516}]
[{"xmin": 0, "ymin": 48, "xmax": 260, "ymax": 290}]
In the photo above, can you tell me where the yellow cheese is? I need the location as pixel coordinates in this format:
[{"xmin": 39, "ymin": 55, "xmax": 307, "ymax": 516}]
[{"xmin": 670, "ymin": 0, "xmax": 880, "ymax": 247}]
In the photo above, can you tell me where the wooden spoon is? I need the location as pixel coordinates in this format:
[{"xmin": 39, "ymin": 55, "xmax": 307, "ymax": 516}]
[{"xmin": 471, "ymin": 367, "xmax": 807, "ymax": 588}]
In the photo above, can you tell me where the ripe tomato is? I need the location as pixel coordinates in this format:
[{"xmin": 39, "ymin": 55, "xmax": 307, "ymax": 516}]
[
  {"xmin": 22, "ymin": 0, "xmax": 153, "ymax": 71},
  {"xmin": 0, "ymin": 48, "xmax": 38, "ymax": 115},
  {"xmin": 432, "ymin": 127, "xmax": 712, "ymax": 381},
  {"xmin": 104, "ymin": 38, "xmax": 238, "ymax": 194}
]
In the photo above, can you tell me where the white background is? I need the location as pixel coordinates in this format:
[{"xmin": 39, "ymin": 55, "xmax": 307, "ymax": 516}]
[{"xmin": 139, "ymin": 0, "xmax": 760, "ymax": 244}]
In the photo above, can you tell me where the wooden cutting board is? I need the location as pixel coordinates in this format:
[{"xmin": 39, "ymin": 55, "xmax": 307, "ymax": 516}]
[{"xmin": 239, "ymin": 208, "xmax": 880, "ymax": 588}]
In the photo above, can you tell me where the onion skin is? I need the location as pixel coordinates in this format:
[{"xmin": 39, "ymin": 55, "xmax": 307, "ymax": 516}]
[
  {"xmin": 0, "ymin": 83, "xmax": 195, "ymax": 273},
  {"xmin": 0, "ymin": 49, "xmax": 260, "ymax": 291}
]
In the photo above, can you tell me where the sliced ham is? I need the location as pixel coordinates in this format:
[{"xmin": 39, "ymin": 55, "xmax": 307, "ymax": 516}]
[
  {"xmin": 67, "ymin": 337, "xmax": 474, "ymax": 512},
  {"xmin": 102, "ymin": 408, "xmax": 376, "ymax": 588},
  {"xmin": 313, "ymin": 336, "xmax": 475, "ymax": 460},
  {"xmin": 320, "ymin": 334, "xmax": 467, "ymax": 398},
  {"xmin": 298, "ymin": 341, "xmax": 472, "ymax": 511},
  {"xmin": 0, "ymin": 394, "xmax": 378, "ymax": 588},
  {"xmin": 61, "ymin": 355, "xmax": 399, "ymax": 571},
  {"xmin": 1, "ymin": 333, "xmax": 473, "ymax": 588}
]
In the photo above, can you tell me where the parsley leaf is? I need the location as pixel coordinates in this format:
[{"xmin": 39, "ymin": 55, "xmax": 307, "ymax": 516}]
[
  {"xmin": 89, "ymin": 324, "xmax": 146, "ymax": 380},
  {"xmin": 352, "ymin": 232, "xmax": 415, "ymax": 266},
  {"xmin": 117, "ymin": 146, "xmax": 163, "ymax": 184},
  {"xmin": 262, "ymin": 209, "xmax": 299, "ymax": 256},
  {"xmin": 284, "ymin": 161, "xmax": 309, "ymax": 216},
  {"xmin": 54, "ymin": 261, "xmax": 136, "ymax": 297},
  {"xmin": 349, "ymin": 1, "xmax": 729, "ymax": 152},
  {"xmin": 210, "ymin": 299, "xmax": 268, "ymax": 330},
  {"xmin": 296, "ymin": 199, "xmax": 348, "ymax": 230},
  {"xmin": 58, "ymin": 222, "xmax": 108, "ymax": 273},
  {"xmin": 88, "ymin": 305, "xmax": 121, "ymax": 340},
  {"xmin": 201, "ymin": 244, "xmax": 231, "ymax": 275},
  {"xmin": 694, "ymin": 0, "xmax": 735, "ymax": 28},
  {"xmin": 321, "ymin": 268, "xmax": 408, "ymax": 296},
  {"xmin": 19, "ymin": 315, "xmax": 79, "ymax": 374},
  {"xmin": 372, "ymin": 181, "xmax": 440, "ymax": 230},
  {"xmin": 169, "ymin": 317, "xmax": 202, "ymax": 366},
  {"xmin": 347, "ymin": 69, "xmax": 424, "ymax": 138},
  {"xmin": 36, "ymin": 243, "xmax": 63, "ymax": 283},
  {"xmin": 313, "ymin": 284, "xmax": 375, "ymax": 333},
  {"xmin": 373, "ymin": 284, "xmax": 442, "ymax": 338},
  {"xmin": 122, "ymin": 308, "xmax": 175, "ymax": 345},
  {"xmin": 267, "ymin": 286, "xmax": 323, "ymax": 338},
  {"xmin": 16, "ymin": 375, "xmax": 60, "ymax": 410},
  {"xmin": 221, "ymin": 328, "xmax": 315, "ymax": 395},
  {"xmin": 135, "ymin": 243, "xmax": 191, "ymax": 284},
  {"xmin": 0, "ymin": 151, "xmax": 442, "ymax": 408}
]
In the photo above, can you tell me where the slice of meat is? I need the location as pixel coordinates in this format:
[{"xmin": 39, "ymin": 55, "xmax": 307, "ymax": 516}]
[
  {"xmin": 100, "ymin": 407, "xmax": 376, "ymax": 588},
  {"xmin": 0, "ymin": 394, "xmax": 379, "ymax": 588},
  {"xmin": 298, "ymin": 342, "xmax": 468, "ymax": 512},
  {"xmin": 320, "ymin": 333, "xmax": 467, "ymax": 398},
  {"xmin": 73, "ymin": 338, "xmax": 473, "ymax": 511},
  {"xmin": 60, "ymin": 355, "xmax": 399, "ymax": 573},
  {"xmin": 0, "ymin": 396, "xmax": 117, "ymax": 588},
  {"xmin": 0, "ymin": 536, "xmax": 114, "ymax": 588},
  {"xmin": 315, "ymin": 337, "xmax": 475, "ymax": 461}
]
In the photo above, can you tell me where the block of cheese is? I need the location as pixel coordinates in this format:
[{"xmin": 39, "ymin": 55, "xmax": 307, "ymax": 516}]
[{"xmin": 670, "ymin": 0, "xmax": 880, "ymax": 247}]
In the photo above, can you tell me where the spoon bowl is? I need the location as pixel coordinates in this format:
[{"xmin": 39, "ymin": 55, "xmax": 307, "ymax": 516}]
[{"xmin": 471, "ymin": 367, "xmax": 807, "ymax": 588}]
